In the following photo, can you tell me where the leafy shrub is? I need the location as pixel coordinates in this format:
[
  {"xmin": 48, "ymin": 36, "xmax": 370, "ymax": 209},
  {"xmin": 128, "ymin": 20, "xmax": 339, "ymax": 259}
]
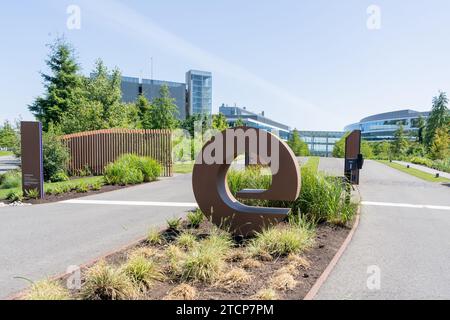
[
  {"xmin": 104, "ymin": 162, "xmax": 143, "ymax": 186},
  {"xmin": 410, "ymin": 157, "xmax": 434, "ymax": 167},
  {"xmin": 50, "ymin": 171, "xmax": 69, "ymax": 183},
  {"xmin": 25, "ymin": 280, "xmax": 70, "ymax": 300},
  {"xmin": 25, "ymin": 189, "xmax": 40, "ymax": 199},
  {"xmin": 43, "ymin": 125, "xmax": 70, "ymax": 182},
  {"xmin": 81, "ymin": 260, "xmax": 135, "ymax": 300},
  {"xmin": 75, "ymin": 183, "xmax": 89, "ymax": 193},
  {"xmin": 91, "ymin": 181, "xmax": 103, "ymax": 191},
  {"xmin": 103, "ymin": 154, "xmax": 160, "ymax": 186},
  {"xmin": 187, "ymin": 209, "xmax": 204, "ymax": 228},
  {"xmin": 433, "ymin": 159, "xmax": 450, "ymax": 173},
  {"xmin": 0, "ymin": 170, "xmax": 21, "ymax": 189},
  {"xmin": 7, "ymin": 190, "xmax": 23, "ymax": 202}
]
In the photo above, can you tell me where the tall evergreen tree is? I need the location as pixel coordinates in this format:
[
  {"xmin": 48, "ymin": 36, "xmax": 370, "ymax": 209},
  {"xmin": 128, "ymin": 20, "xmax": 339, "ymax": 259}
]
[
  {"xmin": 391, "ymin": 124, "xmax": 409, "ymax": 157},
  {"xmin": 425, "ymin": 91, "xmax": 449, "ymax": 147},
  {"xmin": 29, "ymin": 38, "xmax": 81, "ymax": 130},
  {"xmin": 149, "ymin": 84, "xmax": 179, "ymax": 129},
  {"xmin": 135, "ymin": 95, "xmax": 153, "ymax": 129}
]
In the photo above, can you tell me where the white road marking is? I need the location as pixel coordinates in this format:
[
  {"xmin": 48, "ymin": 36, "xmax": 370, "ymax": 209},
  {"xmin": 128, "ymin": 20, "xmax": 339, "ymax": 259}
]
[
  {"xmin": 61, "ymin": 200, "xmax": 198, "ymax": 207},
  {"xmin": 362, "ymin": 201, "xmax": 450, "ymax": 211}
]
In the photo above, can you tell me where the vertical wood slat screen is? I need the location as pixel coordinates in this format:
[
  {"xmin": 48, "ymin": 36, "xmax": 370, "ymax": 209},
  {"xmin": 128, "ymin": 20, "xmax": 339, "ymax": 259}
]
[{"xmin": 61, "ymin": 129, "xmax": 173, "ymax": 177}]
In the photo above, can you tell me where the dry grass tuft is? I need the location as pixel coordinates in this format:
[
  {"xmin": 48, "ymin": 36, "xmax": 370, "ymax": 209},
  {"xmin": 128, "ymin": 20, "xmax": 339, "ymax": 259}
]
[
  {"xmin": 24, "ymin": 279, "xmax": 70, "ymax": 300},
  {"xmin": 240, "ymin": 258, "xmax": 263, "ymax": 270},
  {"xmin": 129, "ymin": 247, "xmax": 159, "ymax": 259},
  {"xmin": 251, "ymin": 288, "xmax": 278, "ymax": 300},
  {"xmin": 269, "ymin": 273, "xmax": 297, "ymax": 291},
  {"xmin": 226, "ymin": 250, "xmax": 248, "ymax": 263},
  {"xmin": 215, "ymin": 268, "xmax": 252, "ymax": 289},
  {"xmin": 274, "ymin": 264, "xmax": 300, "ymax": 277},
  {"xmin": 287, "ymin": 254, "xmax": 311, "ymax": 269},
  {"xmin": 165, "ymin": 245, "xmax": 187, "ymax": 276},
  {"xmin": 81, "ymin": 260, "xmax": 136, "ymax": 300},
  {"xmin": 164, "ymin": 284, "xmax": 197, "ymax": 300}
]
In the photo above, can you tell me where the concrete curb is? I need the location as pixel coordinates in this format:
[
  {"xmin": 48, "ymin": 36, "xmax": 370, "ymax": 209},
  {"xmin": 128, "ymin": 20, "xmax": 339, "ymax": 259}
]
[{"xmin": 303, "ymin": 203, "xmax": 361, "ymax": 300}]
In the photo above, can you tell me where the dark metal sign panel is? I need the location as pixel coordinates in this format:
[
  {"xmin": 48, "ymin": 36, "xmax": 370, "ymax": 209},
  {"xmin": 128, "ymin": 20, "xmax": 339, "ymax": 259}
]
[
  {"xmin": 21, "ymin": 121, "xmax": 44, "ymax": 199},
  {"xmin": 345, "ymin": 130, "xmax": 363, "ymax": 185}
]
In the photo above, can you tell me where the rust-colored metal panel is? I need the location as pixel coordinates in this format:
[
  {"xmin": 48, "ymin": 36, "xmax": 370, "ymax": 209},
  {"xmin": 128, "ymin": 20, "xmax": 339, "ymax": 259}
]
[
  {"xmin": 345, "ymin": 130, "xmax": 363, "ymax": 185},
  {"xmin": 21, "ymin": 122, "xmax": 44, "ymax": 198},
  {"xmin": 192, "ymin": 127, "xmax": 300, "ymax": 236}
]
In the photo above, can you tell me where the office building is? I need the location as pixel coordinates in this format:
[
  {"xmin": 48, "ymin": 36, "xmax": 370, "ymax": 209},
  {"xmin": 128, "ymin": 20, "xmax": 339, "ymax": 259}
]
[
  {"xmin": 186, "ymin": 70, "xmax": 213, "ymax": 116},
  {"xmin": 345, "ymin": 109, "xmax": 430, "ymax": 141},
  {"xmin": 219, "ymin": 104, "xmax": 291, "ymax": 141},
  {"xmin": 120, "ymin": 70, "xmax": 212, "ymax": 120},
  {"xmin": 298, "ymin": 131, "xmax": 345, "ymax": 157}
]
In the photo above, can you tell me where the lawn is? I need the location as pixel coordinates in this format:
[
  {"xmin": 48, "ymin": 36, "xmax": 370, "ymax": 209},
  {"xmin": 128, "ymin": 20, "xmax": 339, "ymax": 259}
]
[
  {"xmin": 0, "ymin": 151, "xmax": 13, "ymax": 157},
  {"xmin": 378, "ymin": 160, "xmax": 450, "ymax": 183},
  {"xmin": 173, "ymin": 162, "xmax": 194, "ymax": 174},
  {"xmin": 0, "ymin": 176, "xmax": 104, "ymax": 201}
]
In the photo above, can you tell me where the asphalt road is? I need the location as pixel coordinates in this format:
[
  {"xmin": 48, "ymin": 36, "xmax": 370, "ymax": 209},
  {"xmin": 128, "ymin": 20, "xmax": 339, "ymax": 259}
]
[
  {"xmin": 0, "ymin": 174, "xmax": 196, "ymax": 298},
  {"xmin": 316, "ymin": 158, "xmax": 450, "ymax": 300},
  {"xmin": 0, "ymin": 156, "xmax": 20, "ymax": 174}
]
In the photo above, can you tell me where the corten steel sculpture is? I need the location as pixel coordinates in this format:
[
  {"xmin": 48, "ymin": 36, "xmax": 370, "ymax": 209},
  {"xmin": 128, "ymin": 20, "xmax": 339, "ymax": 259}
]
[
  {"xmin": 192, "ymin": 127, "xmax": 300, "ymax": 236},
  {"xmin": 345, "ymin": 130, "xmax": 364, "ymax": 185}
]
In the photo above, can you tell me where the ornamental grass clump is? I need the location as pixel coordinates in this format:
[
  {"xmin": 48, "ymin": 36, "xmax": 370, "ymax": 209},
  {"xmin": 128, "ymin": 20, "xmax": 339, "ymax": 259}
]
[
  {"xmin": 248, "ymin": 223, "xmax": 314, "ymax": 258},
  {"xmin": 81, "ymin": 260, "xmax": 135, "ymax": 300},
  {"xmin": 180, "ymin": 230, "xmax": 233, "ymax": 283},
  {"xmin": 25, "ymin": 280, "xmax": 70, "ymax": 300},
  {"xmin": 122, "ymin": 255, "xmax": 164, "ymax": 290}
]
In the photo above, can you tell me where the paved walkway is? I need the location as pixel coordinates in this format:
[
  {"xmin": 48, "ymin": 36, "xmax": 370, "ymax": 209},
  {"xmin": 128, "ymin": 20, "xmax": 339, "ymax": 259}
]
[
  {"xmin": 316, "ymin": 158, "xmax": 450, "ymax": 300},
  {"xmin": 393, "ymin": 160, "xmax": 450, "ymax": 180},
  {"xmin": 0, "ymin": 174, "xmax": 196, "ymax": 298}
]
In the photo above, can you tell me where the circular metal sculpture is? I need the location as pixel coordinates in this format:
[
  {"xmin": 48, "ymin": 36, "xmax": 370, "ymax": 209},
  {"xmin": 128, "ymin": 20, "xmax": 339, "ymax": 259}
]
[{"xmin": 192, "ymin": 127, "xmax": 301, "ymax": 236}]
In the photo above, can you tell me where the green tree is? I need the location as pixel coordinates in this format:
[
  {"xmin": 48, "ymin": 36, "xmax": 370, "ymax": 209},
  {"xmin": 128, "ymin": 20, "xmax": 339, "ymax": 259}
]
[
  {"xmin": 333, "ymin": 132, "xmax": 373, "ymax": 159},
  {"xmin": 234, "ymin": 118, "xmax": 245, "ymax": 127},
  {"xmin": 425, "ymin": 91, "xmax": 449, "ymax": 147},
  {"xmin": 416, "ymin": 116, "xmax": 426, "ymax": 144},
  {"xmin": 42, "ymin": 124, "xmax": 70, "ymax": 181},
  {"xmin": 29, "ymin": 38, "xmax": 81, "ymax": 131},
  {"xmin": 391, "ymin": 124, "xmax": 409, "ymax": 158},
  {"xmin": 212, "ymin": 113, "xmax": 229, "ymax": 131},
  {"xmin": 288, "ymin": 129, "xmax": 310, "ymax": 156},
  {"xmin": 430, "ymin": 127, "xmax": 449, "ymax": 160},
  {"xmin": 0, "ymin": 121, "xmax": 19, "ymax": 150},
  {"xmin": 135, "ymin": 95, "xmax": 153, "ymax": 129},
  {"xmin": 149, "ymin": 84, "xmax": 179, "ymax": 129}
]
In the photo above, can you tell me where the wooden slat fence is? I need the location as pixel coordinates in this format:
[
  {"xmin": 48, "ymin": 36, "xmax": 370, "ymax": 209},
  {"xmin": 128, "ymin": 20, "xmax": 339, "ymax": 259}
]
[{"xmin": 61, "ymin": 129, "xmax": 173, "ymax": 177}]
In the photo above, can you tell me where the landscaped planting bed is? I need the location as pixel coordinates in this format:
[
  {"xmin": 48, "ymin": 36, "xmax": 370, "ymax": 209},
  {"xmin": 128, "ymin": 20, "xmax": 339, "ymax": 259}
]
[
  {"xmin": 23, "ymin": 216, "xmax": 352, "ymax": 300},
  {"xmin": 22, "ymin": 164, "xmax": 358, "ymax": 301}
]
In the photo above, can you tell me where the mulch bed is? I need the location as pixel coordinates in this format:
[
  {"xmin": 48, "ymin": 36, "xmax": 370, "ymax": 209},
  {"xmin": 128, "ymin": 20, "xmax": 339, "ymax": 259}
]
[{"xmin": 57, "ymin": 220, "xmax": 352, "ymax": 300}]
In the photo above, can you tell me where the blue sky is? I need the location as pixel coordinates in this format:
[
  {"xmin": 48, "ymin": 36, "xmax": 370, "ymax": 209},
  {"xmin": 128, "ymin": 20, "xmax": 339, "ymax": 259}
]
[{"xmin": 1, "ymin": 0, "xmax": 450, "ymax": 131}]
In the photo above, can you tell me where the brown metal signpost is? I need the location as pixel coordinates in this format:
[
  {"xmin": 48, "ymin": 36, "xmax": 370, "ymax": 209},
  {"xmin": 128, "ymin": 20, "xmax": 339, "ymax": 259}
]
[
  {"xmin": 21, "ymin": 121, "xmax": 44, "ymax": 199},
  {"xmin": 344, "ymin": 130, "xmax": 364, "ymax": 185},
  {"xmin": 192, "ymin": 127, "xmax": 300, "ymax": 236}
]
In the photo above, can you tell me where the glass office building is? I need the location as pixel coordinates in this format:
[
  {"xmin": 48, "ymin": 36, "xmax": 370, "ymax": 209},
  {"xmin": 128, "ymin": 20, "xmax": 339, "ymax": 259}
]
[
  {"xmin": 345, "ymin": 109, "xmax": 431, "ymax": 141},
  {"xmin": 186, "ymin": 70, "xmax": 212, "ymax": 115},
  {"xmin": 298, "ymin": 131, "xmax": 345, "ymax": 157},
  {"xmin": 219, "ymin": 104, "xmax": 291, "ymax": 141},
  {"xmin": 120, "ymin": 69, "xmax": 212, "ymax": 120}
]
